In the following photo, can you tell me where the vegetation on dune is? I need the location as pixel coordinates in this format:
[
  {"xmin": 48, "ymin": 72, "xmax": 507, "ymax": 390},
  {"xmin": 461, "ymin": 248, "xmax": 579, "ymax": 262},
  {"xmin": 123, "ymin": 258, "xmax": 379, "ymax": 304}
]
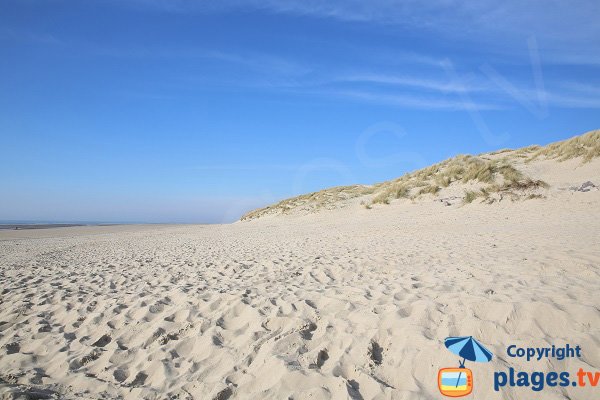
[
  {"xmin": 494, "ymin": 178, "xmax": 549, "ymax": 192},
  {"xmin": 366, "ymin": 155, "xmax": 532, "ymax": 206},
  {"xmin": 371, "ymin": 182, "xmax": 411, "ymax": 205},
  {"xmin": 371, "ymin": 191, "xmax": 390, "ymax": 205},
  {"xmin": 241, "ymin": 184, "xmax": 376, "ymax": 220},
  {"xmin": 418, "ymin": 184, "xmax": 441, "ymax": 196},
  {"xmin": 488, "ymin": 148, "xmax": 514, "ymax": 155},
  {"xmin": 528, "ymin": 130, "xmax": 600, "ymax": 163},
  {"xmin": 463, "ymin": 190, "xmax": 479, "ymax": 204},
  {"xmin": 241, "ymin": 130, "xmax": 598, "ymax": 220},
  {"xmin": 461, "ymin": 178, "xmax": 551, "ymax": 205}
]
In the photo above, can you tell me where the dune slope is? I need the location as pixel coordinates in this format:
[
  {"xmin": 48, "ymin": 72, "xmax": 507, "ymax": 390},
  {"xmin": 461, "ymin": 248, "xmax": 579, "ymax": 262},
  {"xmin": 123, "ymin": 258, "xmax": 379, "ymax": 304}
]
[{"xmin": 241, "ymin": 129, "xmax": 599, "ymax": 221}]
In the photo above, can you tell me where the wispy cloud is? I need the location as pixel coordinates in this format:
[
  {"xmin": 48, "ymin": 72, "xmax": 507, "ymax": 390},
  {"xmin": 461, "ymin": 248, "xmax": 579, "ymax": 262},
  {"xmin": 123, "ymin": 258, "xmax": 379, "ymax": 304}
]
[
  {"xmin": 90, "ymin": 45, "xmax": 311, "ymax": 76},
  {"xmin": 78, "ymin": 1, "xmax": 600, "ymax": 111},
  {"xmin": 321, "ymin": 89, "xmax": 501, "ymax": 111},
  {"xmin": 558, "ymin": 82, "xmax": 600, "ymax": 97},
  {"xmin": 246, "ymin": 0, "xmax": 600, "ymax": 47},
  {"xmin": 527, "ymin": 87, "xmax": 600, "ymax": 109},
  {"xmin": 321, "ymin": 74, "xmax": 600, "ymax": 111},
  {"xmin": 100, "ymin": 45, "xmax": 600, "ymax": 111},
  {"xmin": 477, "ymin": 81, "xmax": 600, "ymax": 110},
  {"xmin": 335, "ymin": 74, "xmax": 490, "ymax": 93},
  {"xmin": 124, "ymin": 0, "xmax": 600, "ymax": 50},
  {"xmin": 545, "ymin": 93, "xmax": 600, "ymax": 109},
  {"xmin": 186, "ymin": 164, "xmax": 304, "ymax": 171}
]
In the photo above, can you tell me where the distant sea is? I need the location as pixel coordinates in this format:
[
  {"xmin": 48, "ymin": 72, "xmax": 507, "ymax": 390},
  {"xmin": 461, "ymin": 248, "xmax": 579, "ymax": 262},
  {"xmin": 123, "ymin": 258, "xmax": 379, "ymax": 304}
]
[{"xmin": 0, "ymin": 220, "xmax": 122, "ymax": 230}]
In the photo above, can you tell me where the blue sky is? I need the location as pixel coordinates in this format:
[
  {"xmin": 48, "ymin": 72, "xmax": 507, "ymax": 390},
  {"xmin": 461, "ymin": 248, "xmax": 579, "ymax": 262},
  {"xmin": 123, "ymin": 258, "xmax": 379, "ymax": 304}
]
[{"xmin": 1, "ymin": 0, "xmax": 599, "ymax": 223}]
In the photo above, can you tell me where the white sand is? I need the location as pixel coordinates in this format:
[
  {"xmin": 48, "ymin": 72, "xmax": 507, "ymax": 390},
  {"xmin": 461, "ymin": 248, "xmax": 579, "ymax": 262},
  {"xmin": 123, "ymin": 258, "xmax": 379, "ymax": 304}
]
[{"xmin": 0, "ymin": 159, "xmax": 599, "ymax": 399}]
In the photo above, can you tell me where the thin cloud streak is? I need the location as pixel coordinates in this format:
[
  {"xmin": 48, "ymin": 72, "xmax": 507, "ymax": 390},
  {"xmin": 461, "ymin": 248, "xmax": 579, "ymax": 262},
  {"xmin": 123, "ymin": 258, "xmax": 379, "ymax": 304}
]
[
  {"xmin": 59, "ymin": 9, "xmax": 600, "ymax": 112},
  {"xmin": 186, "ymin": 164, "xmax": 306, "ymax": 171},
  {"xmin": 336, "ymin": 74, "xmax": 490, "ymax": 93},
  {"xmin": 323, "ymin": 89, "xmax": 502, "ymax": 111},
  {"xmin": 89, "ymin": 45, "xmax": 312, "ymax": 77},
  {"xmin": 542, "ymin": 91, "xmax": 600, "ymax": 109},
  {"xmin": 124, "ymin": 0, "xmax": 600, "ymax": 46}
]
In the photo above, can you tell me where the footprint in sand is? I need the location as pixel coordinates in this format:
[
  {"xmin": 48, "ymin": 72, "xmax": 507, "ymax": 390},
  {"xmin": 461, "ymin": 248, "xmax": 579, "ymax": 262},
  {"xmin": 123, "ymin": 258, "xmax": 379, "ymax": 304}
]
[
  {"xmin": 299, "ymin": 322, "xmax": 317, "ymax": 340},
  {"xmin": 368, "ymin": 340, "xmax": 383, "ymax": 365},
  {"xmin": 347, "ymin": 379, "xmax": 364, "ymax": 400},
  {"xmin": 309, "ymin": 349, "xmax": 329, "ymax": 369},
  {"xmin": 212, "ymin": 333, "xmax": 224, "ymax": 346},
  {"xmin": 5, "ymin": 342, "xmax": 20, "ymax": 355},
  {"xmin": 92, "ymin": 334, "xmax": 111, "ymax": 347},
  {"xmin": 113, "ymin": 368, "xmax": 129, "ymax": 383},
  {"xmin": 70, "ymin": 348, "xmax": 102, "ymax": 371},
  {"xmin": 86, "ymin": 301, "xmax": 97, "ymax": 312},
  {"xmin": 213, "ymin": 386, "xmax": 233, "ymax": 400},
  {"xmin": 130, "ymin": 371, "xmax": 148, "ymax": 387}
]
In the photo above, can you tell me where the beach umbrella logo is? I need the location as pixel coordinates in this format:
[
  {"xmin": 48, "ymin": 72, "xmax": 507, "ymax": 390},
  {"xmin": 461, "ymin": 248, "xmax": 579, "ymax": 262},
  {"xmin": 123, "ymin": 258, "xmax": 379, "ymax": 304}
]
[{"xmin": 438, "ymin": 336, "xmax": 493, "ymax": 397}]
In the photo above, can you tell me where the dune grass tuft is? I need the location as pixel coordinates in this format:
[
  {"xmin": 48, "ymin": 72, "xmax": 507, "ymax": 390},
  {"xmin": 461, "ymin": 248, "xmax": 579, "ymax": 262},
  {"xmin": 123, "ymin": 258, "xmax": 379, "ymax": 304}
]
[
  {"xmin": 463, "ymin": 190, "xmax": 479, "ymax": 204},
  {"xmin": 528, "ymin": 130, "xmax": 600, "ymax": 163},
  {"xmin": 495, "ymin": 178, "xmax": 549, "ymax": 192},
  {"xmin": 371, "ymin": 192, "xmax": 390, "ymax": 205},
  {"xmin": 393, "ymin": 184, "xmax": 411, "ymax": 199},
  {"xmin": 418, "ymin": 184, "xmax": 440, "ymax": 196}
]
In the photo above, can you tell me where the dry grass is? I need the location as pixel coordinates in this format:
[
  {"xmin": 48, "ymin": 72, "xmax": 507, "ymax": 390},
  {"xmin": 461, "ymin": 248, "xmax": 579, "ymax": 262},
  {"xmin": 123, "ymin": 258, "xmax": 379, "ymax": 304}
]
[
  {"xmin": 435, "ymin": 175, "xmax": 452, "ymax": 188},
  {"xmin": 494, "ymin": 178, "xmax": 549, "ymax": 192},
  {"xmin": 528, "ymin": 130, "xmax": 600, "ymax": 163},
  {"xmin": 367, "ymin": 149, "xmax": 555, "ymax": 207},
  {"xmin": 241, "ymin": 184, "xmax": 375, "ymax": 220},
  {"xmin": 418, "ymin": 184, "xmax": 440, "ymax": 196},
  {"xmin": 372, "ymin": 192, "xmax": 390, "ymax": 205},
  {"xmin": 393, "ymin": 183, "xmax": 411, "ymax": 198},
  {"xmin": 367, "ymin": 182, "xmax": 413, "ymax": 206},
  {"xmin": 496, "ymin": 164, "xmax": 524, "ymax": 183},
  {"xmin": 463, "ymin": 190, "xmax": 479, "ymax": 204},
  {"xmin": 527, "ymin": 194, "xmax": 546, "ymax": 200},
  {"xmin": 489, "ymin": 148, "xmax": 513, "ymax": 155},
  {"xmin": 476, "ymin": 178, "xmax": 549, "ymax": 204},
  {"xmin": 461, "ymin": 161, "xmax": 495, "ymax": 183},
  {"xmin": 367, "ymin": 155, "xmax": 532, "ymax": 207}
]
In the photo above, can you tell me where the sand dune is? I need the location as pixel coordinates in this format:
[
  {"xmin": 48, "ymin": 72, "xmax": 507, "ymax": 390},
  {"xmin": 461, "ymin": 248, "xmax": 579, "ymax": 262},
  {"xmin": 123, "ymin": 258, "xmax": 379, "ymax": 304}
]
[
  {"xmin": 242, "ymin": 130, "xmax": 599, "ymax": 220},
  {"xmin": 1, "ymin": 132, "xmax": 599, "ymax": 399}
]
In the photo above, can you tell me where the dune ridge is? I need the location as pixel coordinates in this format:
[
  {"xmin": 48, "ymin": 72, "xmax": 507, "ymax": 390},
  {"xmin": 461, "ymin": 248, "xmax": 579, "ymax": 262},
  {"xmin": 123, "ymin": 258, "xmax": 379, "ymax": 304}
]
[{"xmin": 241, "ymin": 130, "xmax": 599, "ymax": 221}]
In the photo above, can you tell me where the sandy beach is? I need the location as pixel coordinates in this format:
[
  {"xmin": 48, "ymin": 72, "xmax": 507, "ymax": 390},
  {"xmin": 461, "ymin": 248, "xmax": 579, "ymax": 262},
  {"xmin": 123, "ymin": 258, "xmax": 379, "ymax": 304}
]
[
  {"xmin": 1, "ymin": 147, "xmax": 599, "ymax": 399},
  {"xmin": 3, "ymin": 0, "xmax": 600, "ymax": 397}
]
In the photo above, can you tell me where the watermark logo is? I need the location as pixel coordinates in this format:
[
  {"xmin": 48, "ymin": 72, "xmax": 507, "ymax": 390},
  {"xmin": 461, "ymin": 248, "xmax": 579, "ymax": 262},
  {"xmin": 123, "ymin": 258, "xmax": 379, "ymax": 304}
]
[
  {"xmin": 493, "ymin": 344, "xmax": 599, "ymax": 392},
  {"xmin": 438, "ymin": 336, "xmax": 493, "ymax": 397}
]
